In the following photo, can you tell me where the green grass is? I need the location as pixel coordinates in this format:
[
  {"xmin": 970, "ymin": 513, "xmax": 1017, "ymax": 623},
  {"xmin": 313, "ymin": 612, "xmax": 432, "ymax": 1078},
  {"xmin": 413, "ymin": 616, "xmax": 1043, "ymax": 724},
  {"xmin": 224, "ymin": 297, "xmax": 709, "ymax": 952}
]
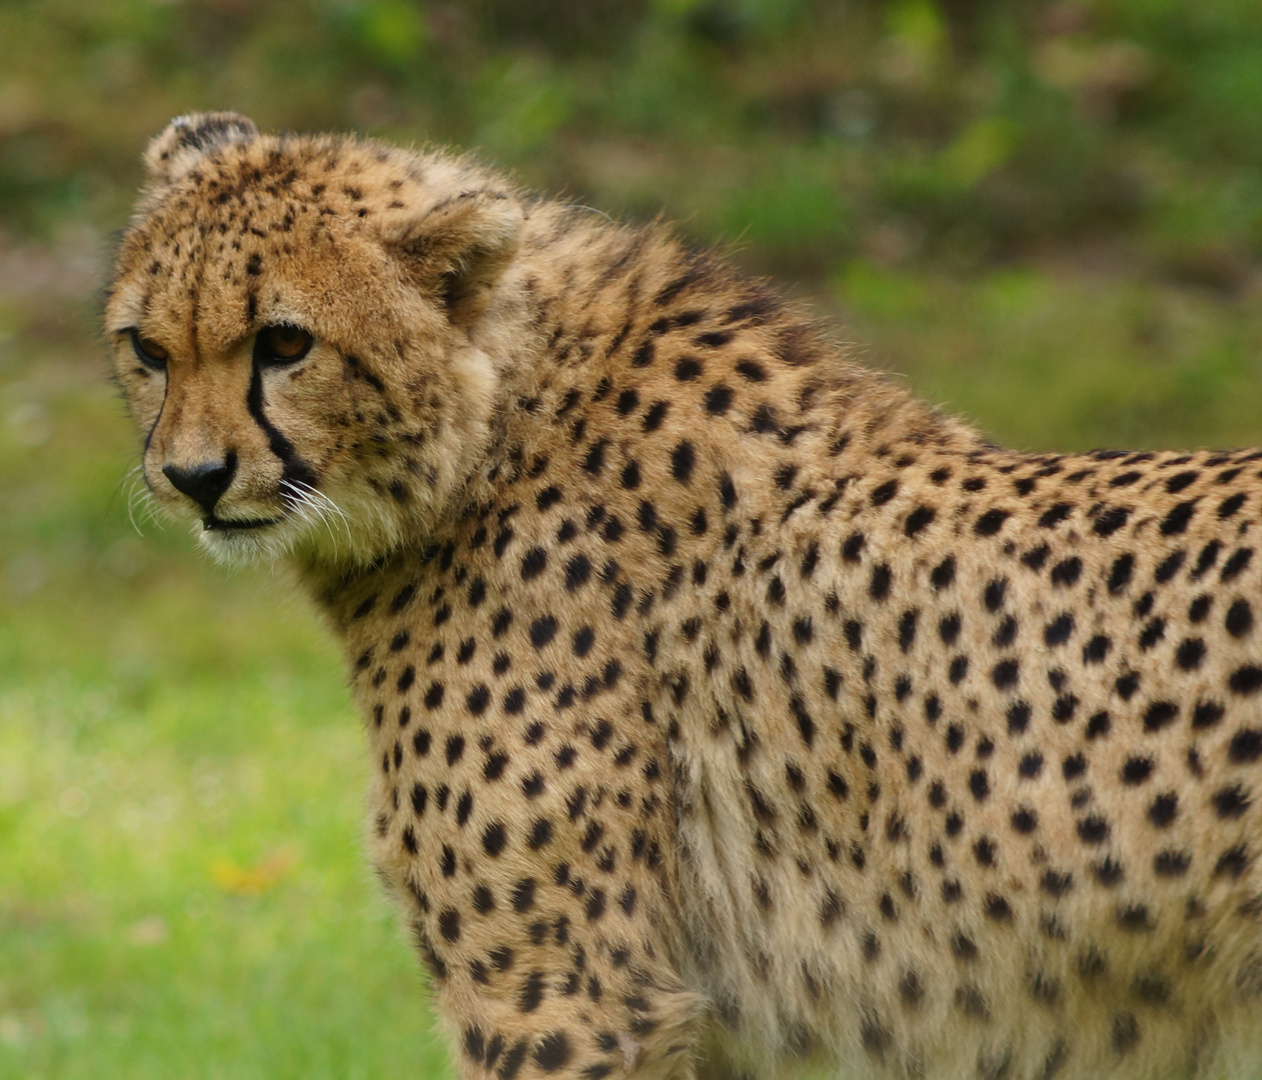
[{"xmin": 836, "ymin": 262, "xmax": 1262, "ymax": 452}]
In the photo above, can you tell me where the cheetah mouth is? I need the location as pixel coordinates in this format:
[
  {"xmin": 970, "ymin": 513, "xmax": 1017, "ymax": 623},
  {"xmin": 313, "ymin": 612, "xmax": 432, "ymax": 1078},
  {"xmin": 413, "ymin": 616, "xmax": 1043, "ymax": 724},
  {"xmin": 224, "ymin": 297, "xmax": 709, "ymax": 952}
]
[{"xmin": 202, "ymin": 514, "xmax": 282, "ymax": 532}]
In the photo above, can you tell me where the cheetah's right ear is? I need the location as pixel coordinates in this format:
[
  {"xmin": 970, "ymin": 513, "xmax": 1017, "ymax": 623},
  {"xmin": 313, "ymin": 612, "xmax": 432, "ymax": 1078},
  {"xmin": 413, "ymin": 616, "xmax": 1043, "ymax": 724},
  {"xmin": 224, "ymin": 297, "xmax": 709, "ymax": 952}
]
[
  {"xmin": 143, "ymin": 112, "xmax": 259, "ymax": 190},
  {"xmin": 381, "ymin": 188, "xmax": 523, "ymax": 328}
]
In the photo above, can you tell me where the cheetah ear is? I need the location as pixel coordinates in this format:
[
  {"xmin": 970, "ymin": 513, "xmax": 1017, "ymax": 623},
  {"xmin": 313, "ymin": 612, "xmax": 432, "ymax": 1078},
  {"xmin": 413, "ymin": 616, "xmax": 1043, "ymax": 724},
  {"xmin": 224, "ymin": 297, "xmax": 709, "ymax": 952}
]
[
  {"xmin": 143, "ymin": 112, "xmax": 259, "ymax": 190},
  {"xmin": 383, "ymin": 189, "xmax": 523, "ymax": 328}
]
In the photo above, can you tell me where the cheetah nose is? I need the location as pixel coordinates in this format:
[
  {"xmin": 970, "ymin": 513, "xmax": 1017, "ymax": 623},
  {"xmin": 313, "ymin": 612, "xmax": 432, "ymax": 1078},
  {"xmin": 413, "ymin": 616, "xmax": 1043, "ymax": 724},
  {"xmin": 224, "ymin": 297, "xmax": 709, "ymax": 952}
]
[{"xmin": 162, "ymin": 454, "xmax": 237, "ymax": 513}]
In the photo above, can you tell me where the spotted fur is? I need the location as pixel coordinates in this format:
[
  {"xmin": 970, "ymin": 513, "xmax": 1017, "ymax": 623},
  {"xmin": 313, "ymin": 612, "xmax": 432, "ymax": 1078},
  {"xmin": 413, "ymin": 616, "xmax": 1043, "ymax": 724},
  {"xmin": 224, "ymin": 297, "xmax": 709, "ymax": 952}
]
[{"xmin": 107, "ymin": 113, "xmax": 1262, "ymax": 1080}]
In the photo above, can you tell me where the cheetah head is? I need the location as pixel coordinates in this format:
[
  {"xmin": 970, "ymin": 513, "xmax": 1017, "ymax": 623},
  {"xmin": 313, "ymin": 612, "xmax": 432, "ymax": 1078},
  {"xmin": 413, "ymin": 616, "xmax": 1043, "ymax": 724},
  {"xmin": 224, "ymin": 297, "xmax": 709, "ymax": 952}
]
[{"xmin": 106, "ymin": 112, "xmax": 525, "ymax": 569}]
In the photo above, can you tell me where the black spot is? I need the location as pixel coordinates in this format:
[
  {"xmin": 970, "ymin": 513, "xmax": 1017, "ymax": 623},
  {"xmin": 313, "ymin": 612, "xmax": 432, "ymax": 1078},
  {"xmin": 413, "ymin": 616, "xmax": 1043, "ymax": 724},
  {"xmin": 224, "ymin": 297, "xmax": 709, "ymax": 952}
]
[
  {"xmin": 1230, "ymin": 666, "xmax": 1262, "ymax": 695},
  {"xmin": 1107, "ymin": 554, "xmax": 1134, "ymax": 593},
  {"xmin": 704, "ymin": 385, "xmax": 734, "ymax": 414},
  {"xmin": 1220, "ymin": 492, "xmax": 1247, "ymax": 519},
  {"xmin": 643, "ymin": 400, "xmax": 669, "ymax": 431},
  {"xmin": 482, "ymin": 822, "xmax": 507, "ymax": 855},
  {"xmin": 974, "ymin": 509, "xmax": 1010, "ymax": 536},
  {"xmin": 1116, "ymin": 904, "xmax": 1154, "ymax": 932},
  {"xmin": 931, "ymin": 556, "xmax": 956, "ymax": 589},
  {"xmin": 1082, "ymin": 635, "xmax": 1111, "ymax": 664},
  {"xmin": 1011, "ymin": 807, "xmax": 1037, "ymax": 834},
  {"xmin": 1041, "ymin": 869, "xmax": 1073, "ymax": 897},
  {"xmin": 1154, "ymin": 551, "xmax": 1185, "ymax": 584},
  {"xmin": 572, "ymin": 626, "xmax": 595, "ymax": 656},
  {"xmin": 527, "ymin": 620, "xmax": 557, "ymax": 645},
  {"xmin": 1115, "ymin": 672, "xmax": 1141, "ymax": 700},
  {"xmin": 1148, "ymin": 792, "xmax": 1177, "ymax": 827},
  {"xmin": 904, "ymin": 505, "xmax": 935, "ymax": 536},
  {"xmin": 1086, "ymin": 711, "xmax": 1111, "ymax": 739},
  {"xmin": 986, "ymin": 657, "xmax": 1018, "ymax": 692},
  {"xmin": 1143, "ymin": 701, "xmax": 1178, "ymax": 732},
  {"xmin": 1193, "ymin": 700, "xmax": 1224, "ymax": 728},
  {"xmin": 952, "ymin": 934, "xmax": 978, "ymax": 961},
  {"xmin": 969, "ymin": 770, "xmax": 990, "ymax": 801},
  {"xmin": 445, "ymin": 735, "xmax": 465, "ymax": 765},
  {"xmin": 1176, "ymin": 638, "xmax": 1206, "ymax": 670},
  {"xmin": 1214, "ymin": 844, "xmax": 1251, "ymax": 878},
  {"xmin": 1093, "ymin": 506, "xmax": 1130, "ymax": 537},
  {"xmin": 1093, "ymin": 858, "xmax": 1123, "ymax": 886},
  {"xmin": 1138, "ymin": 618, "xmax": 1166, "ymax": 650},
  {"xmin": 1229, "ymin": 729, "xmax": 1262, "ymax": 763},
  {"xmin": 1154, "ymin": 850, "xmax": 1191, "ymax": 877},
  {"xmin": 1050, "ymin": 557, "xmax": 1082, "ymax": 587},
  {"xmin": 1038, "ymin": 503, "xmax": 1072, "ymax": 528},
  {"xmin": 1166, "ymin": 470, "xmax": 1199, "ymax": 493},
  {"xmin": 870, "ymin": 480, "xmax": 898, "ymax": 506},
  {"xmin": 582, "ymin": 439, "xmax": 609, "ymax": 475},
  {"xmin": 675, "ymin": 357, "xmax": 701, "ymax": 380},
  {"xmin": 1223, "ymin": 547, "xmax": 1254, "ymax": 581},
  {"xmin": 1077, "ymin": 816, "xmax": 1109, "ymax": 844},
  {"xmin": 533, "ymin": 1032, "xmax": 571, "ymax": 1072},
  {"xmin": 438, "ymin": 908, "xmax": 461, "ymax": 942},
  {"xmin": 1111, "ymin": 1013, "xmax": 1140, "ymax": 1056},
  {"xmin": 671, "ymin": 441, "xmax": 696, "ymax": 484},
  {"xmin": 1044, "ymin": 614, "xmax": 1074, "ymax": 646},
  {"xmin": 467, "ymin": 685, "xmax": 490, "ymax": 715},
  {"xmin": 1227, "ymin": 599, "xmax": 1254, "ymax": 638},
  {"xmin": 1214, "ymin": 783, "xmax": 1251, "ymax": 818},
  {"xmin": 1121, "ymin": 757, "xmax": 1152, "ymax": 784},
  {"xmin": 517, "ymin": 970, "xmax": 545, "ymax": 1013},
  {"xmin": 984, "ymin": 894, "xmax": 1013, "ymax": 922},
  {"xmin": 1160, "ymin": 501, "xmax": 1196, "ymax": 536}
]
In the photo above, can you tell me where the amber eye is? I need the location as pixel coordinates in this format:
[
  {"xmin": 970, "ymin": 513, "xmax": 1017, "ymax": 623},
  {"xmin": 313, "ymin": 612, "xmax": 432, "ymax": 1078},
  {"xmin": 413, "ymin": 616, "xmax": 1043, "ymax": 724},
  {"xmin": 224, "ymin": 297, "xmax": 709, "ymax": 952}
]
[
  {"xmin": 255, "ymin": 324, "xmax": 314, "ymax": 365},
  {"xmin": 130, "ymin": 329, "xmax": 169, "ymax": 370}
]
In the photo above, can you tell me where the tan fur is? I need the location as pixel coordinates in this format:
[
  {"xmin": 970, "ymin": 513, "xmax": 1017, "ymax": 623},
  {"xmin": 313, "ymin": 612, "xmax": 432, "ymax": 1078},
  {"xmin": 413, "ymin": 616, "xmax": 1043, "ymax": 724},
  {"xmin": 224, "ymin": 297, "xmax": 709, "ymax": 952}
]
[{"xmin": 107, "ymin": 113, "xmax": 1262, "ymax": 1080}]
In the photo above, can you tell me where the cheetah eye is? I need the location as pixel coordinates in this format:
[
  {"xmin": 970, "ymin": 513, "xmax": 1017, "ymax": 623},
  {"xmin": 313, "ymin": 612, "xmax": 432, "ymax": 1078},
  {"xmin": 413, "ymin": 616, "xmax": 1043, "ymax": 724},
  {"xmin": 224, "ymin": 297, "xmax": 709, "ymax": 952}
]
[
  {"xmin": 255, "ymin": 324, "xmax": 313, "ymax": 366},
  {"xmin": 130, "ymin": 329, "xmax": 169, "ymax": 370}
]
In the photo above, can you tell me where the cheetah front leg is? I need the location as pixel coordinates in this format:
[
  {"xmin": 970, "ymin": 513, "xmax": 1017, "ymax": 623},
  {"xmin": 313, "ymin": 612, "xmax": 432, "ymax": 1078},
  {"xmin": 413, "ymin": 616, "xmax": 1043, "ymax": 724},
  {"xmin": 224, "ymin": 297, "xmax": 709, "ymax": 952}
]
[
  {"xmin": 370, "ymin": 728, "xmax": 708, "ymax": 1080},
  {"xmin": 394, "ymin": 865, "xmax": 707, "ymax": 1080}
]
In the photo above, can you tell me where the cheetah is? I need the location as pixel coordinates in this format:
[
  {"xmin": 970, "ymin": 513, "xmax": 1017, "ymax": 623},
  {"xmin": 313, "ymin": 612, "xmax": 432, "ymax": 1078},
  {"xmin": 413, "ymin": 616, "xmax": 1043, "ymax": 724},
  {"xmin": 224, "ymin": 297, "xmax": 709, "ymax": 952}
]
[{"xmin": 106, "ymin": 112, "xmax": 1262, "ymax": 1080}]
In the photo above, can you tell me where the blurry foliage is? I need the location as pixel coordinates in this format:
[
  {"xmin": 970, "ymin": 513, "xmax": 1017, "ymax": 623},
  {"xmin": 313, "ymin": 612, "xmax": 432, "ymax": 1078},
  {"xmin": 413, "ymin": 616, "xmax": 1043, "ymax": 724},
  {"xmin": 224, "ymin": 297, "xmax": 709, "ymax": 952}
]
[{"xmin": 2, "ymin": 0, "xmax": 1262, "ymax": 282}]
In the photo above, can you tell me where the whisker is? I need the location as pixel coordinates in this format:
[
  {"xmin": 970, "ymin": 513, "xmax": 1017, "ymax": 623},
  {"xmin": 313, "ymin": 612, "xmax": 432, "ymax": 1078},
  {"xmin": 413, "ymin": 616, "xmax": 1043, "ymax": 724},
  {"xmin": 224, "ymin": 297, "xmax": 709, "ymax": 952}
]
[
  {"xmin": 281, "ymin": 478, "xmax": 352, "ymax": 551},
  {"xmin": 281, "ymin": 478, "xmax": 349, "ymax": 557}
]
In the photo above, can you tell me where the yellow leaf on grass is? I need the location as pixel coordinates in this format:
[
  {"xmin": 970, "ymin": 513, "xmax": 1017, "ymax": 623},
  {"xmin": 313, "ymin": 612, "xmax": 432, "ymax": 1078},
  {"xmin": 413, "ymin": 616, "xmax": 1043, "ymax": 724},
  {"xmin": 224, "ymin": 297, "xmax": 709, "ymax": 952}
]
[{"xmin": 210, "ymin": 850, "xmax": 295, "ymax": 896}]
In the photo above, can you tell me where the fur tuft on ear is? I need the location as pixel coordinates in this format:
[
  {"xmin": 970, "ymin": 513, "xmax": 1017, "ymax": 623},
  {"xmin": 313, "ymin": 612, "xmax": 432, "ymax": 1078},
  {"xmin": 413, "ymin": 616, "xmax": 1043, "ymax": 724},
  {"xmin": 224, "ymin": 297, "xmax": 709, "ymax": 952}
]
[
  {"xmin": 143, "ymin": 112, "xmax": 259, "ymax": 190},
  {"xmin": 383, "ymin": 188, "xmax": 524, "ymax": 327}
]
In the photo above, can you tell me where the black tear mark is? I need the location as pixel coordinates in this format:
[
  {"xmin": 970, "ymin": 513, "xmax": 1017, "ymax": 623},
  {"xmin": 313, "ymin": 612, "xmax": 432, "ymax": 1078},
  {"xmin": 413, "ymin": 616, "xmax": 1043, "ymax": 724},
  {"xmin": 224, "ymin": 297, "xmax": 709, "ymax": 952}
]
[{"xmin": 248, "ymin": 346, "xmax": 318, "ymax": 490}]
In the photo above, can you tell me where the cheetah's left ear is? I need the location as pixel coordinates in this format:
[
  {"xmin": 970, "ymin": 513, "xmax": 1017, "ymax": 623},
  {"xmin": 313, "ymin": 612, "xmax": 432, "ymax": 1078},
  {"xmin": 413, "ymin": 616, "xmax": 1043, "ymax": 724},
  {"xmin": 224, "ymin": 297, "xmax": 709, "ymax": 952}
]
[
  {"xmin": 382, "ymin": 189, "xmax": 523, "ymax": 328},
  {"xmin": 143, "ymin": 112, "xmax": 259, "ymax": 191}
]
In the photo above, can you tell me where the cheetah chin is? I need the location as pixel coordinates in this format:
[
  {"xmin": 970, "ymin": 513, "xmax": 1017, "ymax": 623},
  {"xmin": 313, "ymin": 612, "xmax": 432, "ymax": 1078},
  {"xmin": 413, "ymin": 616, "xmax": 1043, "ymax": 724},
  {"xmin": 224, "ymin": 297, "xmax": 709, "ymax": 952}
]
[{"xmin": 108, "ymin": 112, "xmax": 1262, "ymax": 1080}]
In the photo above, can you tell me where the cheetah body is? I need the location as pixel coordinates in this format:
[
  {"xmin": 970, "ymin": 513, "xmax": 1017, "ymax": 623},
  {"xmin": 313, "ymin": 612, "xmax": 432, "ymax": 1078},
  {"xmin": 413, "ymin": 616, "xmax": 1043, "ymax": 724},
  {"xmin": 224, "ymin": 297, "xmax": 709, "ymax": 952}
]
[{"xmin": 107, "ymin": 114, "xmax": 1262, "ymax": 1080}]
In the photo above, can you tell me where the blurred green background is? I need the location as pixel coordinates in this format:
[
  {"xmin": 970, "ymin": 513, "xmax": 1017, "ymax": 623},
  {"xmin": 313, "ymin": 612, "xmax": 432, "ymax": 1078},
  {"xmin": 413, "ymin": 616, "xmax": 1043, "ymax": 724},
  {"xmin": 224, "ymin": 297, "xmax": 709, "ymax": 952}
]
[{"xmin": 5, "ymin": 0, "xmax": 1262, "ymax": 1076}]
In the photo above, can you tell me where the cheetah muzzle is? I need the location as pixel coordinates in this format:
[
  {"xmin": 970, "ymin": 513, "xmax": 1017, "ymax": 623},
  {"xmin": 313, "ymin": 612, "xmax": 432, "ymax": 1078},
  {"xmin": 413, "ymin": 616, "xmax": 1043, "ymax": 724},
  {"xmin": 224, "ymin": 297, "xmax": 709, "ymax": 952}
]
[{"xmin": 107, "ymin": 112, "xmax": 1262, "ymax": 1080}]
